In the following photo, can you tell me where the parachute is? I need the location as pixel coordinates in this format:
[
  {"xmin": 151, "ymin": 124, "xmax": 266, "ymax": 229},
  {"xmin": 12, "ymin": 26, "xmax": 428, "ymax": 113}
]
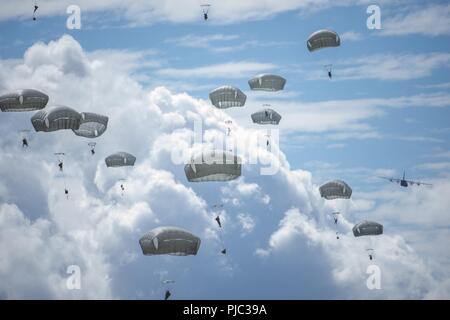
[
  {"xmin": 0, "ymin": 89, "xmax": 48, "ymax": 112},
  {"xmin": 184, "ymin": 150, "xmax": 242, "ymax": 182},
  {"xmin": 353, "ymin": 221, "xmax": 383, "ymax": 260},
  {"xmin": 352, "ymin": 220, "xmax": 383, "ymax": 237},
  {"xmin": 319, "ymin": 180, "xmax": 352, "ymax": 200},
  {"xmin": 105, "ymin": 152, "xmax": 136, "ymax": 167},
  {"xmin": 307, "ymin": 29, "xmax": 341, "ymax": 52},
  {"xmin": 248, "ymin": 74, "xmax": 286, "ymax": 92},
  {"xmin": 139, "ymin": 227, "xmax": 201, "ymax": 256},
  {"xmin": 209, "ymin": 86, "xmax": 246, "ymax": 109},
  {"xmin": 31, "ymin": 105, "xmax": 81, "ymax": 132},
  {"xmin": 73, "ymin": 112, "xmax": 109, "ymax": 138},
  {"xmin": 251, "ymin": 108, "xmax": 281, "ymax": 125}
]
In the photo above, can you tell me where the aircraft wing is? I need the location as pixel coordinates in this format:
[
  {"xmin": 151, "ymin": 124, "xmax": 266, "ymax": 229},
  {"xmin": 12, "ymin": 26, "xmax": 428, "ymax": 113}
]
[
  {"xmin": 405, "ymin": 180, "xmax": 433, "ymax": 186},
  {"xmin": 378, "ymin": 176, "xmax": 401, "ymax": 184}
]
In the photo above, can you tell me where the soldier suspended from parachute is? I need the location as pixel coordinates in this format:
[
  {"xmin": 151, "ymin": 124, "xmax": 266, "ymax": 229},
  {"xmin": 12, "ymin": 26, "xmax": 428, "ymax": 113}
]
[
  {"xmin": 105, "ymin": 152, "xmax": 136, "ymax": 196},
  {"xmin": 201, "ymin": 4, "xmax": 211, "ymax": 21},
  {"xmin": 212, "ymin": 203, "xmax": 226, "ymax": 254},
  {"xmin": 19, "ymin": 129, "xmax": 31, "ymax": 148},
  {"xmin": 88, "ymin": 142, "xmax": 96, "ymax": 155},
  {"xmin": 33, "ymin": 0, "xmax": 39, "ymax": 20},
  {"xmin": 353, "ymin": 220, "xmax": 383, "ymax": 260},
  {"xmin": 307, "ymin": 29, "xmax": 340, "ymax": 79}
]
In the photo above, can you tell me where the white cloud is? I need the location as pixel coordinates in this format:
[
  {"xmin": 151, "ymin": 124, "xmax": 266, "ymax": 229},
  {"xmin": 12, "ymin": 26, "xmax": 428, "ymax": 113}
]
[
  {"xmin": 417, "ymin": 162, "xmax": 450, "ymax": 171},
  {"xmin": 331, "ymin": 53, "xmax": 450, "ymax": 81},
  {"xmin": 156, "ymin": 61, "xmax": 277, "ymax": 79},
  {"xmin": 164, "ymin": 34, "xmax": 240, "ymax": 50},
  {"xmin": 382, "ymin": 4, "xmax": 450, "ymax": 37},
  {"xmin": 340, "ymin": 31, "xmax": 363, "ymax": 42},
  {"xmin": 237, "ymin": 213, "xmax": 256, "ymax": 236}
]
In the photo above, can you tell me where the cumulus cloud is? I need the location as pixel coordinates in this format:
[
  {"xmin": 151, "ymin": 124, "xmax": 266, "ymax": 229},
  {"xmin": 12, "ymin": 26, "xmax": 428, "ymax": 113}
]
[{"xmin": 1, "ymin": 34, "xmax": 449, "ymax": 299}]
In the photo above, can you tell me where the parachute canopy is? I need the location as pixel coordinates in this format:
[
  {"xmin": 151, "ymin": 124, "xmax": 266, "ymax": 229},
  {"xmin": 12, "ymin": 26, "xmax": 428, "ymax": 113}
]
[
  {"xmin": 353, "ymin": 220, "xmax": 383, "ymax": 237},
  {"xmin": 139, "ymin": 226, "xmax": 201, "ymax": 256},
  {"xmin": 105, "ymin": 152, "xmax": 136, "ymax": 167},
  {"xmin": 319, "ymin": 180, "xmax": 352, "ymax": 200},
  {"xmin": 185, "ymin": 150, "xmax": 242, "ymax": 182},
  {"xmin": 31, "ymin": 105, "xmax": 81, "ymax": 132},
  {"xmin": 0, "ymin": 89, "xmax": 48, "ymax": 112},
  {"xmin": 209, "ymin": 86, "xmax": 246, "ymax": 109},
  {"xmin": 248, "ymin": 74, "xmax": 286, "ymax": 92},
  {"xmin": 73, "ymin": 112, "xmax": 109, "ymax": 138},
  {"xmin": 251, "ymin": 108, "xmax": 281, "ymax": 125},
  {"xmin": 307, "ymin": 29, "xmax": 340, "ymax": 52}
]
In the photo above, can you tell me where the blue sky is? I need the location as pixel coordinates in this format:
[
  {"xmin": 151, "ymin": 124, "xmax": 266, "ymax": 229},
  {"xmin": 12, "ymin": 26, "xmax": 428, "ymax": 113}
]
[{"xmin": 0, "ymin": 0, "xmax": 450, "ymax": 299}]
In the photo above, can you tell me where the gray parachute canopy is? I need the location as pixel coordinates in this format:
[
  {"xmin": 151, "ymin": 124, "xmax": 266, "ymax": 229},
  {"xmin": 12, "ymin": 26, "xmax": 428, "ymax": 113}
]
[
  {"xmin": 319, "ymin": 180, "xmax": 352, "ymax": 200},
  {"xmin": 139, "ymin": 226, "xmax": 201, "ymax": 256},
  {"xmin": 307, "ymin": 29, "xmax": 341, "ymax": 52},
  {"xmin": 73, "ymin": 112, "xmax": 109, "ymax": 138},
  {"xmin": 251, "ymin": 108, "xmax": 281, "ymax": 125},
  {"xmin": 185, "ymin": 150, "xmax": 242, "ymax": 182},
  {"xmin": 30, "ymin": 105, "xmax": 81, "ymax": 132},
  {"xmin": 353, "ymin": 220, "xmax": 383, "ymax": 237},
  {"xmin": 248, "ymin": 74, "xmax": 286, "ymax": 92},
  {"xmin": 209, "ymin": 86, "xmax": 246, "ymax": 109},
  {"xmin": 0, "ymin": 89, "xmax": 49, "ymax": 112},
  {"xmin": 105, "ymin": 152, "xmax": 136, "ymax": 167}
]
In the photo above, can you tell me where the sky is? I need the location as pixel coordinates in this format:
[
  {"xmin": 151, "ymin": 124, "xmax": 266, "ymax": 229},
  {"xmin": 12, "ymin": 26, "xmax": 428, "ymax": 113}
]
[{"xmin": 0, "ymin": 0, "xmax": 450, "ymax": 299}]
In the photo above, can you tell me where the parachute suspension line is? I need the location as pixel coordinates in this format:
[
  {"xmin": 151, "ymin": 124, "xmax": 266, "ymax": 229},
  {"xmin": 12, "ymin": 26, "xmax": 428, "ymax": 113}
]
[
  {"xmin": 33, "ymin": 0, "xmax": 39, "ymax": 21},
  {"xmin": 54, "ymin": 153, "xmax": 68, "ymax": 199},
  {"xmin": 331, "ymin": 211, "xmax": 340, "ymax": 240},
  {"xmin": 367, "ymin": 236, "xmax": 375, "ymax": 260},
  {"xmin": 218, "ymin": 228, "xmax": 226, "ymax": 255},
  {"xmin": 212, "ymin": 203, "xmax": 226, "ymax": 254}
]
